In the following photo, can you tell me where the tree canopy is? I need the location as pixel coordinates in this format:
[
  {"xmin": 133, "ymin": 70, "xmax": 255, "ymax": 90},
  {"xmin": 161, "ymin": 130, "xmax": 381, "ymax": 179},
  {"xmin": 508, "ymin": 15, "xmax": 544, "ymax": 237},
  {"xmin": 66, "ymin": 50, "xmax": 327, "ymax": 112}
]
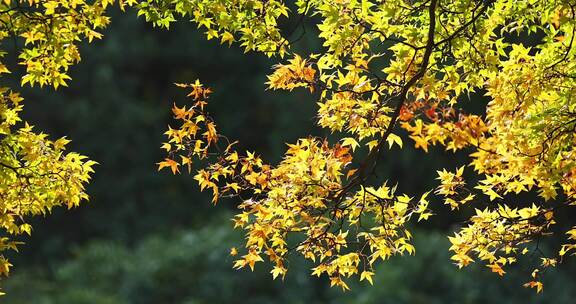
[{"xmin": 1, "ymin": 0, "xmax": 575, "ymax": 295}]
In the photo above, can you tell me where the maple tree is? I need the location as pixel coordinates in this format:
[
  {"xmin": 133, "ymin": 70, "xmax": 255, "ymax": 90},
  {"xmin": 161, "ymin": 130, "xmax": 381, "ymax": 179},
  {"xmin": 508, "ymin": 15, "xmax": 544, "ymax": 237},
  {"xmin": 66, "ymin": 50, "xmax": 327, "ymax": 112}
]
[
  {"xmin": 0, "ymin": 0, "xmax": 113, "ymax": 284},
  {"xmin": 157, "ymin": 0, "xmax": 576, "ymax": 293},
  {"xmin": 0, "ymin": 0, "xmax": 575, "ymax": 296}
]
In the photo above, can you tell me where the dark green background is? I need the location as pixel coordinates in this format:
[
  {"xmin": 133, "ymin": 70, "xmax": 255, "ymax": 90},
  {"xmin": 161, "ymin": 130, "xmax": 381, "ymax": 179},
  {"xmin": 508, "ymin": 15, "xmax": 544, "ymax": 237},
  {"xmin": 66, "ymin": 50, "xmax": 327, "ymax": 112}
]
[{"xmin": 2, "ymin": 7, "xmax": 575, "ymax": 303}]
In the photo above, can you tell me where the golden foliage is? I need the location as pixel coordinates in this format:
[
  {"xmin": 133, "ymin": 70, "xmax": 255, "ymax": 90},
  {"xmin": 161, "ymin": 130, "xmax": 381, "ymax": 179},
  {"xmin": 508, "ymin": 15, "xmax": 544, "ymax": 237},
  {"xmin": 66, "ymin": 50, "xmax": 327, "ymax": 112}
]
[{"xmin": 159, "ymin": 0, "xmax": 576, "ymax": 292}]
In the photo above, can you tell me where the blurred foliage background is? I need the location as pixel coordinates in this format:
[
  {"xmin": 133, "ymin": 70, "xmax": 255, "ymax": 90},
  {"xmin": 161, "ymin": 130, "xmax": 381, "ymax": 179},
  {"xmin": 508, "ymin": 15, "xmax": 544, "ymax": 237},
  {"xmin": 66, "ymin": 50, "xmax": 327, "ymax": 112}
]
[{"xmin": 2, "ymin": 7, "xmax": 576, "ymax": 303}]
